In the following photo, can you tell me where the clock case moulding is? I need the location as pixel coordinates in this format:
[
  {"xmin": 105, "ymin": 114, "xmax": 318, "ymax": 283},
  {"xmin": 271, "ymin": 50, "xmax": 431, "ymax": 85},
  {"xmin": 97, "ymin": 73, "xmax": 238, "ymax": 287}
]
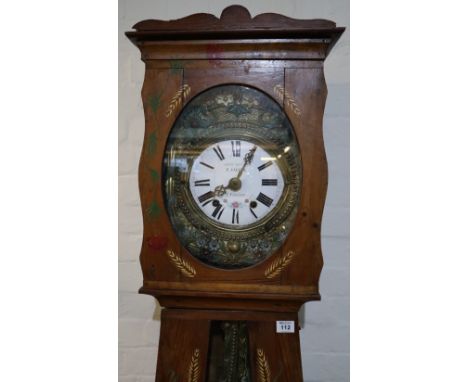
[{"xmin": 125, "ymin": 5, "xmax": 345, "ymax": 313}]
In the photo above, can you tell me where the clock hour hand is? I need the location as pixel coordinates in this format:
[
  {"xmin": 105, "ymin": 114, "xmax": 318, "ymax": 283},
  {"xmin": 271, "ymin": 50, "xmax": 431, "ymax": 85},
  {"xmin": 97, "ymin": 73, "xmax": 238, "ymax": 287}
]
[
  {"xmin": 214, "ymin": 179, "xmax": 240, "ymax": 196},
  {"xmin": 214, "ymin": 184, "xmax": 227, "ymax": 197}
]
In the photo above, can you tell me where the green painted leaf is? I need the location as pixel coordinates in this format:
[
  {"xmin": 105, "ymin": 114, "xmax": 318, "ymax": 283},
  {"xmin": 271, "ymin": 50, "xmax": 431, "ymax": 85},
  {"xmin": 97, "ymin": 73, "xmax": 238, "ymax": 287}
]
[
  {"xmin": 169, "ymin": 60, "xmax": 184, "ymax": 74},
  {"xmin": 273, "ymin": 365, "xmax": 284, "ymax": 382},
  {"xmin": 147, "ymin": 132, "xmax": 157, "ymax": 155},
  {"xmin": 147, "ymin": 200, "xmax": 161, "ymax": 218},
  {"xmin": 149, "ymin": 168, "xmax": 159, "ymax": 182},
  {"xmin": 168, "ymin": 370, "xmax": 180, "ymax": 382},
  {"xmin": 149, "ymin": 93, "xmax": 162, "ymax": 113}
]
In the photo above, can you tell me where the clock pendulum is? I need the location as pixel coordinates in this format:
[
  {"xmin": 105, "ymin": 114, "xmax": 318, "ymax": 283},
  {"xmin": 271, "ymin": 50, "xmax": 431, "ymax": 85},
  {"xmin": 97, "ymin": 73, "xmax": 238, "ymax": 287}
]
[{"xmin": 126, "ymin": 6, "xmax": 344, "ymax": 381}]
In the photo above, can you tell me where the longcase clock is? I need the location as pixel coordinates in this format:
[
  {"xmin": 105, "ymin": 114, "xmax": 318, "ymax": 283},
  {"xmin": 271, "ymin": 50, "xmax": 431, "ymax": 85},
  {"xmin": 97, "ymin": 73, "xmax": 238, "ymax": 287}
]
[{"xmin": 126, "ymin": 5, "xmax": 344, "ymax": 381}]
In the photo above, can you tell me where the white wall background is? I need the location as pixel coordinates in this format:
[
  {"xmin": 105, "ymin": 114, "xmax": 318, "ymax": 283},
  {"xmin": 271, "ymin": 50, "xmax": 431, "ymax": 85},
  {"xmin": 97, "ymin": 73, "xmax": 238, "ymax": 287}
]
[{"xmin": 119, "ymin": 1, "xmax": 349, "ymax": 381}]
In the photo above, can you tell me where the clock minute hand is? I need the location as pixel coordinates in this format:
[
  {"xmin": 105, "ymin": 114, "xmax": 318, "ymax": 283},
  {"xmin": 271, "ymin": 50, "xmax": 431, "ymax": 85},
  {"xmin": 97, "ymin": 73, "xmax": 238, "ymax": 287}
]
[{"xmin": 236, "ymin": 145, "xmax": 257, "ymax": 180}]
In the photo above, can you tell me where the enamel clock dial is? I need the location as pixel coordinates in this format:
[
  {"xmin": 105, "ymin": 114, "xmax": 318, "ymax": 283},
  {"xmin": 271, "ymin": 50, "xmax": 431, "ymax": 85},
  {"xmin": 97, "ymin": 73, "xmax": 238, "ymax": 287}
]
[
  {"xmin": 189, "ymin": 139, "xmax": 285, "ymax": 227},
  {"xmin": 163, "ymin": 85, "xmax": 302, "ymax": 269}
]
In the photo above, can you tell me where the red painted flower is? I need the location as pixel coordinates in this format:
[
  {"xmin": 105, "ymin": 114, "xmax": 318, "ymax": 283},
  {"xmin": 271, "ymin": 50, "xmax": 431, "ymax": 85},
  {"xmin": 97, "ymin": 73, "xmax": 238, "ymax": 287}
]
[
  {"xmin": 206, "ymin": 43, "xmax": 224, "ymax": 60},
  {"xmin": 206, "ymin": 44, "xmax": 224, "ymax": 67},
  {"xmin": 147, "ymin": 235, "xmax": 168, "ymax": 250}
]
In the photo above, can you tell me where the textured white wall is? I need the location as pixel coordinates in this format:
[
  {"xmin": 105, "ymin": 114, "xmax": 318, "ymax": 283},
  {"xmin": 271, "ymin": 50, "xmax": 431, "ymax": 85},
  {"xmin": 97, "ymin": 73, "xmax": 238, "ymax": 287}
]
[{"xmin": 119, "ymin": 1, "xmax": 349, "ymax": 381}]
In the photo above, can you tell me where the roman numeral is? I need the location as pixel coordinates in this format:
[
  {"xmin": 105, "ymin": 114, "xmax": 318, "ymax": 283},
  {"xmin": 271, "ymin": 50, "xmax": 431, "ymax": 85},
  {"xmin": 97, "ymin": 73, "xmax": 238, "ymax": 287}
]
[
  {"xmin": 262, "ymin": 179, "xmax": 278, "ymax": 186},
  {"xmin": 232, "ymin": 209, "xmax": 239, "ymax": 224},
  {"xmin": 198, "ymin": 191, "xmax": 214, "ymax": 205},
  {"xmin": 213, "ymin": 145, "xmax": 225, "ymax": 161},
  {"xmin": 257, "ymin": 192, "xmax": 273, "ymax": 208},
  {"xmin": 200, "ymin": 162, "xmax": 214, "ymax": 169},
  {"xmin": 212, "ymin": 204, "xmax": 224, "ymax": 219},
  {"xmin": 250, "ymin": 208, "xmax": 258, "ymax": 219},
  {"xmin": 194, "ymin": 179, "xmax": 210, "ymax": 187},
  {"xmin": 257, "ymin": 161, "xmax": 273, "ymax": 171},
  {"xmin": 231, "ymin": 140, "xmax": 241, "ymax": 157}
]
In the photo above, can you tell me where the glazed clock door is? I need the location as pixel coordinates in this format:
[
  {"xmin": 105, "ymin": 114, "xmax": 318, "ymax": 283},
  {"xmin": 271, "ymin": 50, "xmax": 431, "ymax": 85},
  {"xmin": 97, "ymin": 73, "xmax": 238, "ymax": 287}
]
[{"xmin": 163, "ymin": 84, "xmax": 302, "ymax": 269}]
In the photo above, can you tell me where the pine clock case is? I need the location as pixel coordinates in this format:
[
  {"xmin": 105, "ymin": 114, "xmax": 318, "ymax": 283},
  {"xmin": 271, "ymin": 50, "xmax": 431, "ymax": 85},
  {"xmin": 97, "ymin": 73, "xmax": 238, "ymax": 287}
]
[{"xmin": 126, "ymin": 6, "xmax": 344, "ymax": 314}]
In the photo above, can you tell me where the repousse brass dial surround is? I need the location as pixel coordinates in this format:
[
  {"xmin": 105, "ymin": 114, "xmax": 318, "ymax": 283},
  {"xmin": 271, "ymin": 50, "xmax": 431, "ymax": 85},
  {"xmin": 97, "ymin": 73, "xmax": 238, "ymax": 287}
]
[{"xmin": 163, "ymin": 85, "xmax": 302, "ymax": 269}]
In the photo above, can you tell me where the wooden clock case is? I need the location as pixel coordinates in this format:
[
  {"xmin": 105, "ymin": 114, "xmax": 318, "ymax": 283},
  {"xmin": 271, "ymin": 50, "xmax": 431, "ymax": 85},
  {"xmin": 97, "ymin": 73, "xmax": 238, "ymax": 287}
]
[{"xmin": 126, "ymin": 5, "xmax": 344, "ymax": 381}]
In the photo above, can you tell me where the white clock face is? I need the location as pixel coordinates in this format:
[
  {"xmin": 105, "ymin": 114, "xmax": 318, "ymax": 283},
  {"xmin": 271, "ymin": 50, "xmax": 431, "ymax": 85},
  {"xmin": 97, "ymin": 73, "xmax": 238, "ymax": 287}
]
[{"xmin": 189, "ymin": 139, "xmax": 285, "ymax": 227}]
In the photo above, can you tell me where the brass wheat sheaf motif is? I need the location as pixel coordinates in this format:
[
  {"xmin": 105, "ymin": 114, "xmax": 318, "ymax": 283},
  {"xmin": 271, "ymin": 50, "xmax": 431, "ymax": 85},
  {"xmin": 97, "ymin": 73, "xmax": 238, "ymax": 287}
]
[
  {"xmin": 257, "ymin": 349, "xmax": 272, "ymax": 382},
  {"xmin": 273, "ymin": 84, "xmax": 301, "ymax": 116},
  {"xmin": 165, "ymin": 84, "xmax": 191, "ymax": 117},
  {"xmin": 187, "ymin": 348, "xmax": 200, "ymax": 382},
  {"xmin": 265, "ymin": 250, "xmax": 296, "ymax": 279},
  {"xmin": 167, "ymin": 250, "xmax": 197, "ymax": 278}
]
